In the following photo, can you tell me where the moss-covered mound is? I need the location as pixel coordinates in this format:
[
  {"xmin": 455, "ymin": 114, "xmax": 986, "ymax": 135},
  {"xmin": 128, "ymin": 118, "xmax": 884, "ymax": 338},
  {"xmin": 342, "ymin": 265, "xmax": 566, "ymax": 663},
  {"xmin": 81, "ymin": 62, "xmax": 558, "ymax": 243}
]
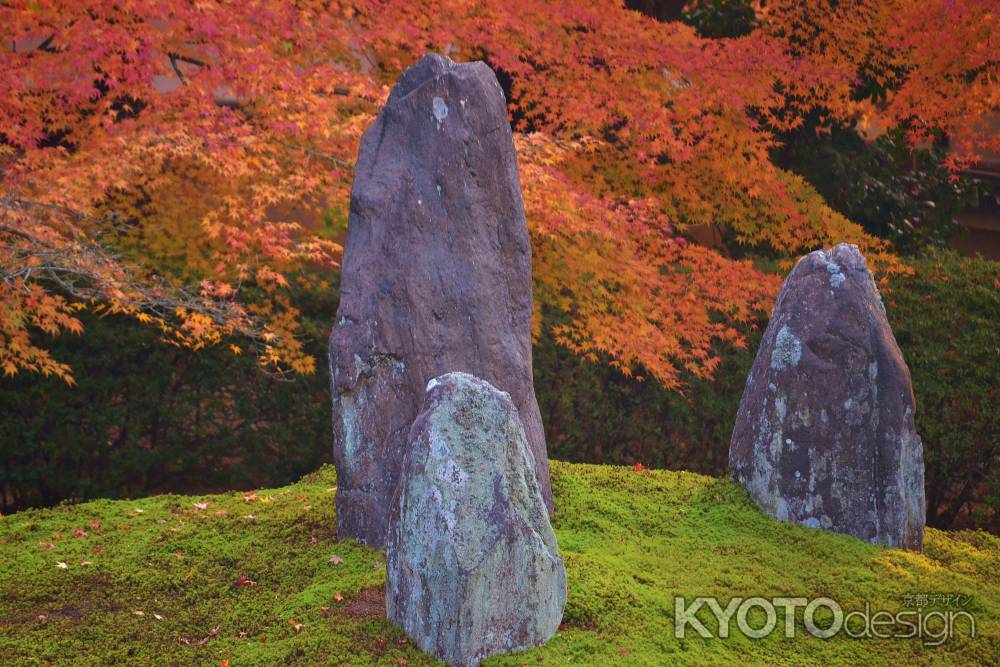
[{"xmin": 1, "ymin": 462, "xmax": 997, "ymax": 665}]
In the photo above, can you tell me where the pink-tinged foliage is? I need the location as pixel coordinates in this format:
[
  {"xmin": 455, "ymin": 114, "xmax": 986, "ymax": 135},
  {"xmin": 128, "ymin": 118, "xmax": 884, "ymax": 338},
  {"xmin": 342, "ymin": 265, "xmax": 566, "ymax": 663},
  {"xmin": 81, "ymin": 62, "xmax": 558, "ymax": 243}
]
[{"xmin": 1, "ymin": 0, "xmax": 994, "ymax": 385}]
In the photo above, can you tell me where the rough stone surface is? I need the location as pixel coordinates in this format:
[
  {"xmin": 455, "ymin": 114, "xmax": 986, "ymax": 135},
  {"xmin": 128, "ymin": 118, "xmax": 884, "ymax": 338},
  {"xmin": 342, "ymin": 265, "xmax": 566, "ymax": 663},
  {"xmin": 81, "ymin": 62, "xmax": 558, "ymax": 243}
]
[
  {"xmin": 328, "ymin": 53, "xmax": 552, "ymax": 546},
  {"xmin": 729, "ymin": 243, "xmax": 925, "ymax": 551},
  {"xmin": 386, "ymin": 372, "xmax": 566, "ymax": 667}
]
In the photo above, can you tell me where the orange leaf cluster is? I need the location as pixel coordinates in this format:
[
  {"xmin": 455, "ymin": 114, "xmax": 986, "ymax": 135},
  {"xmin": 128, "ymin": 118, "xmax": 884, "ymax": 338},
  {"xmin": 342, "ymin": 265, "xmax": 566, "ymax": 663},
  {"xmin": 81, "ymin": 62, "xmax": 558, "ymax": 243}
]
[
  {"xmin": 1, "ymin": 0, "xmax": 994, "ymax": 386},
  {"xmin": 757, "ymin": 0, "xmax": 1000, "ymax": 168}
]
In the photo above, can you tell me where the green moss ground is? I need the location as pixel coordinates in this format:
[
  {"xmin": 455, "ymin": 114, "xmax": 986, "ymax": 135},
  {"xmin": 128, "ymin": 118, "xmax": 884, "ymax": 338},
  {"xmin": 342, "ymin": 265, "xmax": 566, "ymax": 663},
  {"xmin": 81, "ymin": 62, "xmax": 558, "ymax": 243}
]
[{"xmin": 1, "ymin": 461, "xmax": 997, "ymax": 665}]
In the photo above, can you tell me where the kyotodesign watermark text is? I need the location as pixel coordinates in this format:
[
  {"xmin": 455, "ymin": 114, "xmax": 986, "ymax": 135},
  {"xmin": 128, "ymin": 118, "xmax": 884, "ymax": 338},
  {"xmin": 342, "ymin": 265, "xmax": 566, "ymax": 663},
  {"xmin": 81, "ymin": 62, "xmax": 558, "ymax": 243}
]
[{"xmin": 673, "ymin": 595, "xmax": 976, "ymax": 646}]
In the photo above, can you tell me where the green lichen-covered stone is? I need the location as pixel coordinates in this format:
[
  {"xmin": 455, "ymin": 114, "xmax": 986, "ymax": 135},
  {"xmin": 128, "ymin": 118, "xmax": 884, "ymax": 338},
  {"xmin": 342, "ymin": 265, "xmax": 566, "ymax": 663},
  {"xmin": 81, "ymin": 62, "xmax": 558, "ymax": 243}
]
[{"xmin": 386, "ymin": 372, "xmax": 566, "ymax": 667}]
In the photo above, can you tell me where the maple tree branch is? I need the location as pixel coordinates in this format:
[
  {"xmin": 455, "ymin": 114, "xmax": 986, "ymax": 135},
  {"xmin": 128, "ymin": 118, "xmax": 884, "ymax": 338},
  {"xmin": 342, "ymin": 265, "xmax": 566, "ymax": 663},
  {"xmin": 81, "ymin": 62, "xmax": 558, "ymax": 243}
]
[
  {"xmin": 1, "ymin": 196, "xmax": 307, "ymax": 378},
  {"xmin": 0, "ymin": 223, "xmax": 44, "ymax": 245},
  {"xmin": 1, "ymin": 196, "xmax": 249, "ymax": 325},
  {"xmin": 168, "ymin": 52, "xmax": 208, "ymax": 69},
  {"xmin": 215, "ymin": 95, "xmax": 241, "ymax": 110},
  {"xmin": 223, "ymin": 104, "xmax": 348, "ymax": 166},
  {"xmin": 8, "ymin": 31, "xmax": 58, "ymax": 54},
  {"xmin": 269, "ymin": 138, "xmax": 350, "ymax": 167},
  {"xmin": 35, "ymin": 34, "xmax": 57, "ymax": 53},
  {"xmin": 2, "ymin": 196, "xmax": 97, "ymax": 222},
  {"xmin": 2, "ymin": 242, "xmax": 255, "ymax": 336},
  {"xmin": 167, "ymin": 54, "xmax": 188, "ymax": 85}
]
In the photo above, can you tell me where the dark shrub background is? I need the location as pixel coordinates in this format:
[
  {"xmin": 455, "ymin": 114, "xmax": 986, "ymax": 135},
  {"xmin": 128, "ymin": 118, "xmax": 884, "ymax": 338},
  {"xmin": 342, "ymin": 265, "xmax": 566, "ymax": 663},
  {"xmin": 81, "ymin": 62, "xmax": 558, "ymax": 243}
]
[
  {"xmin": 2, "ymin": 252, "xmax": 996, "ymax": 533},
  {"xmin": 0, "ymin": 281, "xmax": 336, "ymax": 513},
  {"xmin": 883, "ymin": 251, "xmax": 1000, "ymax": 532}
]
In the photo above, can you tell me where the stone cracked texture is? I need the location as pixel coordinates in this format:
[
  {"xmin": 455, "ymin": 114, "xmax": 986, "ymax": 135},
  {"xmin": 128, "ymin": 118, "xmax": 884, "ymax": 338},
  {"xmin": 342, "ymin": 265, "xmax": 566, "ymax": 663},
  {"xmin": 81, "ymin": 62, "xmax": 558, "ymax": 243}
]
[
  {"xmin": 328, "ymin": 53, "xmax": 552, "ymax": 546},
  {"xmin": 386, "ymin": 372, "xmax": 566, "ymax": 667},
  {"xmin": 729, "ymin": 243, "xmax": 925, "ymax": 551}
]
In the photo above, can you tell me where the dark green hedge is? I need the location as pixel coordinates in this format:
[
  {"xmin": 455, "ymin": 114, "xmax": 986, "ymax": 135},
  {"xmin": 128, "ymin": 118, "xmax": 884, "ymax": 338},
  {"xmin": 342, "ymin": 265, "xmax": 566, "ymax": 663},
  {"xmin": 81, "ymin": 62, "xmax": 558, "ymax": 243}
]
[
  {"xmin": 0, "ymin": 283, "xmax": 336, "ymax": 513},
  {"xmin": 2, "ymin": 253, "xmax": 996, "ymax": 532},
  {"xmin": 536, "ymin": 250, "xmax": 999, "ymax": 532},
  {"xmin": 533, "ymin": 321, "xmax": 759, "ymax": 476},
  {"xmin": 884, "ymin": 250, "xmax": 1000, "ymax": 531}
]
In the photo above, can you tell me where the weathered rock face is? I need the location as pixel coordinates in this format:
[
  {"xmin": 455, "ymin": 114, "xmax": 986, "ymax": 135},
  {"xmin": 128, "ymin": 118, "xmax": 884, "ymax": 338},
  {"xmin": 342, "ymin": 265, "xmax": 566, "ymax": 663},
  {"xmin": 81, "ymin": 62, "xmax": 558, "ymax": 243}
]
[
  {"xmin": 386, "ymin": 372, "xmax": 566, "ymax": 667},
  {"xmin": 729, "ymin": 243, "xmax": 925, "ymax": 551},
  {"xmin": 328, "ymin": 53, "xmax": 552, "ymax": 546}
]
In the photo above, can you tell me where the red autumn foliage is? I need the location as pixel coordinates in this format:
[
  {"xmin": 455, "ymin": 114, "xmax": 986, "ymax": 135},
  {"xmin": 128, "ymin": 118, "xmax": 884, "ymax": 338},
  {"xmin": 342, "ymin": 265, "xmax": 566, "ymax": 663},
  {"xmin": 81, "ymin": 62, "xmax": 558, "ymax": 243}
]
[{"xmin": 1, "ymin": 1, "xmax": 995, "ymax": 387}]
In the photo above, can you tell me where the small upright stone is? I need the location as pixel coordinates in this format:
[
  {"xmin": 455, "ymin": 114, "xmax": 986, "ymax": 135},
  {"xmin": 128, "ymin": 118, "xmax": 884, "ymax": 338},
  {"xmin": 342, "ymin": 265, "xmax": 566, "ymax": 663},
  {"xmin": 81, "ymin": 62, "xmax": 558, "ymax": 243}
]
[
  {"xmin": 387, "ymin": 372, "xmax": 566, "ymax": 667},
  {"xmin": 729, "ymin": 243, "xmax": 925, "ymax": 550},
  {"xmin": 329, "ymin": 53, "xmax": 552, "ymax": 547}
]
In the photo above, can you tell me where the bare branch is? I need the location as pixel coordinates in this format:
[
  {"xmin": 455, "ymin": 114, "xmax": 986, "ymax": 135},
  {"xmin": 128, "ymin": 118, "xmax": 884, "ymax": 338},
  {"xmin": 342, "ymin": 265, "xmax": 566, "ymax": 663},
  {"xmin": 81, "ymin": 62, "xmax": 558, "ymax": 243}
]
[
  {"xmin": 0, "ymin": 223, "xmax": 45, "ymax": 245},
  {"xmin": 167, "ymin": 52, "xmax": 208, "ymax": 69},
  {"xmin": 269, "ymin": 138, "xmax": 350, "ymax": 167},
  {"xmin": 1, "ymin": 196, "xmax": 264, "ymax": 345},
  {"xmin": 35, "ymin": 34, "xmax": 57, "ymax": 53},
  {"xmin": 168, "ymin": 54, "xmax": 188, "ymax": 84}
]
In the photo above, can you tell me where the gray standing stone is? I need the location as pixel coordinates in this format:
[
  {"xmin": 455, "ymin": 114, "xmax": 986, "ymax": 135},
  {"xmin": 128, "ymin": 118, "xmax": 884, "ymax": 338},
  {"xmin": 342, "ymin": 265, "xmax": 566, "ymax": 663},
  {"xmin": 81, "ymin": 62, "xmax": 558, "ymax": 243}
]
[
  {"xmin": 329, "ymin": 53, "xmax": 552, "ymax": 546},
  {"xmin": 729, "ymin": 243, "xmax": 925, "ymax": 550},
  {"xmin": 387, "ymin": 372, "xmax": 566, "ymax": 667}
]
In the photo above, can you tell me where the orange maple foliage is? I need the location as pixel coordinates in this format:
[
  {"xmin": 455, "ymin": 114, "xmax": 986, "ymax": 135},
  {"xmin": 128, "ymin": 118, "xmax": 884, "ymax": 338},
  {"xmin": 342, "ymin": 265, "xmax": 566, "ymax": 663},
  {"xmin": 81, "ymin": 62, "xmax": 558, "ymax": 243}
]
[
  {"xmin": 1, "ymin": 1, "xmax": 375, "ymax": 381},
  {"xmin": 757, "ymin": 0, "xmax": 1000, "ymax": 168},
  {"xmin": 1, "ymin": 0, "xmax": 995, "ymax": 386}
]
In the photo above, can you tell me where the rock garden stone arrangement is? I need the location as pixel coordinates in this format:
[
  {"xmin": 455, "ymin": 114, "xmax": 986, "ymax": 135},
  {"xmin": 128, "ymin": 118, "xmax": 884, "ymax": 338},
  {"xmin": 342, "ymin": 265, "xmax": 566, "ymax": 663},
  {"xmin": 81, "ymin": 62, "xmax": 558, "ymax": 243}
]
[
  {"xmin": 329, "ymin": 54, "xmax": 565, "ymax": 665},
  {"xmin": 329, "ymin": 49, "xmax": 928, "ymax": 667},
  {"xmin": 328, "ymin": 53, "xmax": 552, "ymax": 548}
]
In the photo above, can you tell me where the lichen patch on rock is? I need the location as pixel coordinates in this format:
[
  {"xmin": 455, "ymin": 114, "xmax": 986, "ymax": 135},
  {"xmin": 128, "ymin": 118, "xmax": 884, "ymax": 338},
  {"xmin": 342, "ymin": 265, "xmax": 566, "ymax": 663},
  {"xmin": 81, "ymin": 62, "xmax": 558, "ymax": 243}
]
[{"xmin": 387, "ymin": 372, "xmax": 566, "ymax": 667}]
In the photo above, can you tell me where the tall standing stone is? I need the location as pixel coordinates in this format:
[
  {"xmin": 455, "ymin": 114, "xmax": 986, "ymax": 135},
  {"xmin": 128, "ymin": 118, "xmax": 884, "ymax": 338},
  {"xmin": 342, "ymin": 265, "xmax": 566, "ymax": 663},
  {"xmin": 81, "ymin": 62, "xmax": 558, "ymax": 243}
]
[
  {"xmin": 729, "ymin": 243, "xmax": 925, "ymax": 550},
  {"xmin": 387, "ymin": 372, "xmax": 566, "ymax": 667},
  {"xmin": 329, "ymin": 53, "xmax": 552, "ymax": 547}
]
